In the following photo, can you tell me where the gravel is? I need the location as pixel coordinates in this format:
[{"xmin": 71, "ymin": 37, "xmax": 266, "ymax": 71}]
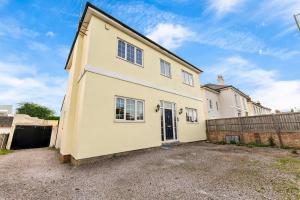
[{"xmin": 0, "ymin": 142, "xmax": 299, "ymax": 200}]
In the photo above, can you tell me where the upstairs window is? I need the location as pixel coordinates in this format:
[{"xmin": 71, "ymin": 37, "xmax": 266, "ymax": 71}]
[
  {"xmin": 136, "ymin": 48, "xmax": 143, "ymax": 65},
  {"xmin": 160, "ymin": 59, "xmax": 171, "ymax": 78},
  {"xmin": 182, "ymin": 70, "xmax": 194, "ymax": 86},
  {"xmin": 117, "ymin": 39, "xmax": 143, "ymax": 66},
  {"xmin": 117, "ymin": 40, "xmax": 126, "ymax": 59},
  {"xmin": 186, "ymin": 108, "xmax": 198, "ymax": 123},
  {"xmin": 209, "ymin": 99, "xmax": 213, "ymax": 109},
  {"xmin": 216, "ymin": 101, "xmax": 219, "ymax": 111},
  {"xmin": 126, "ymin": 44, "xmax": 135, "ymax": 63}
]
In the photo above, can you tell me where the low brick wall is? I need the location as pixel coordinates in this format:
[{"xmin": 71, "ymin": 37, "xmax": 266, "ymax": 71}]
[
  {"xmin": 208, "ymin": 131, "xmax": 300, "ymax": 148},
  {"xmin": 207, "ymin": 113, "xmax": 300, "ymax": 148}
]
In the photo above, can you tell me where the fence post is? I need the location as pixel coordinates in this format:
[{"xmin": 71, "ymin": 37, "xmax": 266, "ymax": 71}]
[
  {"xmin": 272, "ymin": 114, "xmax": 283, "ymax": 147},
  {"xmin": 238, "ymin": 117, "xmax": 244, "ymax": 143}
]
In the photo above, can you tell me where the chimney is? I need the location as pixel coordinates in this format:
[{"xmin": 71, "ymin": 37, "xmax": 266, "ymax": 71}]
[{"xmin": 217, "ymin": 75, "xmax": 224, "ymax": 85}]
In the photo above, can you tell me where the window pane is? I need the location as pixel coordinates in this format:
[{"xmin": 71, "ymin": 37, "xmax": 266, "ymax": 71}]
[
  {"xmin": 160, "ymin": 60, "xmax": 165, "ymax": 75},
  {"xmin": 115, "ymin": 98, "xmax": 124, "ymax": 119},
  {"xmin": 189, "ymin": 74, "xmax": 193, "ymax": 85},
  {"xmin": 137, "ymin": 101, "xmax": 144, "ymax": 120},
  {"xmin": 117, "ymin": 40, "xmax": 125, "ymax": 58},
  {"xmin": 166, "ymin": 62, "xmax": 170, "ymax": 77},
  {"xmin": 136, "ymin": 48, "xmax": 143, "ymax": 65},
  {"xmin": 126, "ymin": 44, "xmax": 135, "ymax": 63},
  {"xmin": 126, "ymin": 99, "xmax": 135, "ymax": 120},
  {"xmin": 192, "ymin": 109, "xmax": 197, "ymax": 122}
]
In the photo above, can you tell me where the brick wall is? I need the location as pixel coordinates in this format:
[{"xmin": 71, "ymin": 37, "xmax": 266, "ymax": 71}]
[{"xmin": 207, "ymin": 112, "xmax": 300, "ymax": 148}]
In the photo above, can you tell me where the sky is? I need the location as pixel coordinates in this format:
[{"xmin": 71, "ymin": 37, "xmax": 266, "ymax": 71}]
[{"xmin": 0, "ymin": 0, "xmax": 300, "ymax": 114}]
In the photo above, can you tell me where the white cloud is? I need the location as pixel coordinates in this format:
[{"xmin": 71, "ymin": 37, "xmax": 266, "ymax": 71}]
[
  {"xmin": 256, "ymin": 0, "xmax": 300, "ymax": 23},
  {"xmin": 46, "ymin": 31, "xmax": 55, "ymax": 37},
  {"xmin": 0, "ymin": 61, "xmax": 66, "ymax": 114},
  {"xmin": 207, "ymin": 56, "xmax": 300, "ymax": 111},
  {"xmin": 0, "ymin": 19, "xmax": 39, "ymax": 39},
  {"xmin": 146, "ymin": 23, "xmax": 195, "ymax": 49},
  {"xmin": 207, "ymin": 0, "xmax": 245, "ymax": 17},
  {"xmin": 28, "ymin": 41, "xmax": 48, "ymax": 52}
]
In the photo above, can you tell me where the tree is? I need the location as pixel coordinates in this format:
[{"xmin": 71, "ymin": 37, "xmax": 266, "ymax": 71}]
[{"xmin": 16, "ymin": 102, "xmax": 56, "ymax": 120}]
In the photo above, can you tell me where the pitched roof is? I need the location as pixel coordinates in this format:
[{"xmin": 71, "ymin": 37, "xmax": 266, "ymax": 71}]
[
  {"xmin": 0, "ymin": 116, "xmax": 13, "ymax": 128},
  {"xmin": 64, "ymin": 2, "xmax": 203, "ymax": 73},
  {"xmin": 202, "ymin": 83, "xmax": 230, "ymax": 91},
  {"xmin": 202, "ymin": 84, "xmax": 250, "ymax": 99}
]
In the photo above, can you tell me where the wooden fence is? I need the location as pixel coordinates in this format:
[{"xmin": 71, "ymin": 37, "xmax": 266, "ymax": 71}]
[{"xmin": 206, "ymin": 112, "xmax": 300, "ymax": 148}]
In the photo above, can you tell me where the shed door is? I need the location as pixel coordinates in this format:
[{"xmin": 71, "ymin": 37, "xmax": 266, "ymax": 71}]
[{"xmin": 11, "ymin": 125, "xmax": 52, "ymax": 150}]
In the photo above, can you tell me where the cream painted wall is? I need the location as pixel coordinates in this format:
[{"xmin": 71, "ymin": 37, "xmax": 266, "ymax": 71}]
[
  {"xmin": 58, "ymin": 10, "xmax": 206, "ymax": 160},
  {"xmin": 86, "ymin": 16, "xmax": 200, "ymax": 96},
  {"xmin": 204, "ymin": 89, "xmax": 221, "ymax": 119},
  {"xmin": 73, "ymin": 72, "xmax": 206, "ymax": 159}
]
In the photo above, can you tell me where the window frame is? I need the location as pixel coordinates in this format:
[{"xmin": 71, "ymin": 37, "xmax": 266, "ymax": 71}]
[
  {"xmin": 160, "ymin": 59, "xmax": 171, "ymax": 78},
  {"xmin": 116, "ymin": 38, "xmax": 144, "ymax": 67},
  {"xmin": 114, "ymin": 96, "xmax": 145, "ymax": 123},
  {"xmin": 185, "ymin": 107, "xmax": 198, "ymax": 123},
  {"xmin": 181, "ymin": 70, "xmax": 194, "ymax": 86},
  {"xmin": 209, "ymin": 99, "xmax": 213, "ymax": 109}
]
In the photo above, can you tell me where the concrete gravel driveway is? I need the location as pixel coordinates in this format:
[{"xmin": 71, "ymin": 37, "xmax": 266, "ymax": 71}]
[{"xmin": 0, "ymin": 142, "xmax": 299, "ymax": 200}]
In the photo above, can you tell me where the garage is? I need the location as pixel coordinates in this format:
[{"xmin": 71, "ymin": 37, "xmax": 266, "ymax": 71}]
[{"xmin": 10, "ymin": 125, "xmax": 52, "ymax": 150}]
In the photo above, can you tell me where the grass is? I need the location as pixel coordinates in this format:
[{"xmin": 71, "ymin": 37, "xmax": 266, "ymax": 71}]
[
  {"xmin": 0, "ymin": 149, "xmax": 13, "ymax": 155},
  {"xmin": 271, "ymin": 158, "xmax": 300, "ymax": 199},
  {"xmin": 274, "ymin": 157, "xmax": 300, "ymax": 180}
]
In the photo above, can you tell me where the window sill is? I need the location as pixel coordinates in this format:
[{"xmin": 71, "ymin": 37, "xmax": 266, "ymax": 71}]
[
  {"xmin": 182, "ymin": 82, "xmax": 194, "ymax": 87},
  {"xmin": 116, "ymin": 56, "xmax": 144, "ymax": 68},
  {"xmin": 160, "ymin": 73, "xmax": 172, "ymax": 79},
  {"xmin": 186, "ymin": 121, "xmax": 199, "ymax": 124},
  {"xmin": 114, "ymin": 120, "xmax": 145, "ymax": 123}
]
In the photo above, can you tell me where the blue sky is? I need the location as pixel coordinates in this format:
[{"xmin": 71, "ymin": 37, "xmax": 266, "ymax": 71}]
[{"xmin": 0, "ymin": 0, "xmax": 300, "ymax": 114}]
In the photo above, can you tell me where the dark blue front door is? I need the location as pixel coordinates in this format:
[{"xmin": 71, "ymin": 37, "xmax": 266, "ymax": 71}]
[{"xmin": 164, "ymin": 109, "xmax": 174, "ymax": 140}]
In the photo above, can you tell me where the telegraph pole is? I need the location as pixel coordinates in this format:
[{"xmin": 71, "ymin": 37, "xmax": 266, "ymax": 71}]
[{"xmin": 294, "ymin": 13, "xmax": 300, "ymax": 33}]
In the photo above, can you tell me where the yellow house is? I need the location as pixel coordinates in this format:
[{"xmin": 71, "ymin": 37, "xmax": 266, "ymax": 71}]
[{"xmin": 58, "ymin": 2, "xmax": 206, "ymax": 164}]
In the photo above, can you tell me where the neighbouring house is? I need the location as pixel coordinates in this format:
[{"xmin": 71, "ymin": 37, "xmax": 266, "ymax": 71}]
[
  {"xmin": 57, "ymin": 2, "xmax": 206, "ymax": 164},
  {"xmin": 247, "ymin": 101, "xmax": 272, "ymax": 116},
  {"xmin": 202, "ymin": 75, "xmax": 271, "ymax": 119},
  {"xmin": 6, "ymin": 114, "xmax": 58, "ymax": 150},
  {"xmin": 0, "ymin": 105, "xmax": 13, "ymax": 117},
  {"xmin": 0, "ymin": 116, "xmax": 13, "ymax": 149},
  {"xmin": 202, "ymin": 76, "xmax": 250, "ymax": 119}
]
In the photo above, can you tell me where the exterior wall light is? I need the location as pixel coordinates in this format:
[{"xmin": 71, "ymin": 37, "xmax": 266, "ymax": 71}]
[
  {"xmin": 155, "ymin": 104, "xmax": 160, "ymax": 112},
  {"xmin": 179, "ymin": 108, "xmax": 183, "ymax": 115}
]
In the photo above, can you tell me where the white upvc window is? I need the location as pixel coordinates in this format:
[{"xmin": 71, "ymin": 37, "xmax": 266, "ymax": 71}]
[
  {"xmin": 160, "ymin": 59, "xmax": 171, "ymax": 78},
  {"xmin": 117, "ymin": 38, "xmax": 143, "ymax": 66},
  {"xmin": 186, "ymin": 108, "xmax": 198, "ymax": 123},
  {"xmin": 209, "ymin": 99, "xmax": 213, "ymax": 109},
  {"xmin": 115, "ymin": 96, "xmax": 144, "ymax": 122},
  {"xmin": 182, "ymin": 70, "xmax": 194, "ymax": 86}
]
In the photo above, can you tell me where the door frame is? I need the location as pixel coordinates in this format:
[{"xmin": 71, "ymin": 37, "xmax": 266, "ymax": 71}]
[{"xmin": 160, "ymin": 100, "xmax": 178, "ymax": 143}]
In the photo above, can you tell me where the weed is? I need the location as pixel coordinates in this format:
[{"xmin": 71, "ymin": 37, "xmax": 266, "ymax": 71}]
[
  {"xmin": 229, "ymin": 140, "xmax": 237, "ymax": 145},
  {"xmin": 0, "ymin": 149, "xmax": 13, "ymax": 155},
  {"xmin": 268, "ymin": 137, "xmax": 275, "ymax": 147},
  {"xmin": 215, "ymin": 141, "xmax": 226, "ymax": 145},
  {"xmin": 291, "ymin": 149, "xmax": 298, "ymax": 155}
]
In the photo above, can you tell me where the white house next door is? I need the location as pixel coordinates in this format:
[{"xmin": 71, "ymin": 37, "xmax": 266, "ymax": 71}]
[{"xmin": 160, "ymin": 101, "xmax": 177, "ymax": 143}]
